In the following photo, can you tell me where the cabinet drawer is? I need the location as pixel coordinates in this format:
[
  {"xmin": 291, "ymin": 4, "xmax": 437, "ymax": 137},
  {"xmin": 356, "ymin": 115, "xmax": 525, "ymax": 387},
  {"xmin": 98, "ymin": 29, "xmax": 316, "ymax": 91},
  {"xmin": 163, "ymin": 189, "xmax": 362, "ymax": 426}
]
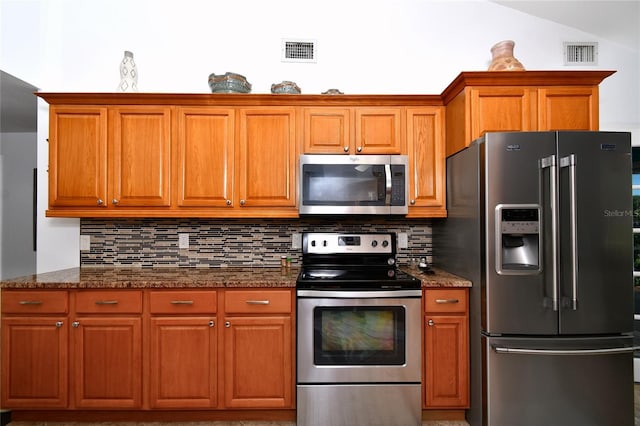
[
  {"xmin": 1, "ymin": 290, "xmax": 68, "ymax": 314},
  {"xmin": 149, "ymin": 290, "xmax": 217, "ymax": 314},
  {"xmin": 424, "ymin": 289, "xmax": 468, "ymax": 313},
  {"xmin": 75, "ymin": 290, "xmax": 142, "ymax": 314},
  {"xmin": 224, "ymin": 290, "xmax": 292, "ymax": 314}
]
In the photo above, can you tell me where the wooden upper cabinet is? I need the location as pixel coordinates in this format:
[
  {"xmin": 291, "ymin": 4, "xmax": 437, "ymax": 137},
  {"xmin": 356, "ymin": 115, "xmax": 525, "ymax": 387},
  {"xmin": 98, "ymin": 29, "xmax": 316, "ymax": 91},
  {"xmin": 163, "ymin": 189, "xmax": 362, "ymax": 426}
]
[
  {"xmin": 109, "ymin": 107, "xmax": 172, "ymax": 207},
  {"xmin": 537, "ymin": 86, "xmax": 598, "ymax": 130},
  {"xmin": 175, "ymin": 107, "xmax": 235, "ymax": 207},
  {"xmin": 442, "ymin": 71, "xmax": 613, "ymax": 156},
  {"xmin": 48, "ymin": 106, "xmax": 108, "ymax": 207},
  {"xmin": 354, "ymin": 108, "xmax": 404, "ymax": 154},
  {"xmin": 237, "ymin": 108, "xmax": 297, "ymax": 211},
  {"xmin": 406, "ymin": 107, "xmax": 446, "ymax": 217},
  {"xmin": 303, "ymin": 108, "xmax": 351, "ymax": 154}
]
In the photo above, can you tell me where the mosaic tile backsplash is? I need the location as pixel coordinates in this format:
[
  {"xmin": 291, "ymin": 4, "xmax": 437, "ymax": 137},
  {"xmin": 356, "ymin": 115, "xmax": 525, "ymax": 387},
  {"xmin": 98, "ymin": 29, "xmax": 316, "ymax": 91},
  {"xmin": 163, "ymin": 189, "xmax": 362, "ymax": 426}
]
[{"xmin": 80, "ymin": 218, "xmax": 434, "ymax": 268}]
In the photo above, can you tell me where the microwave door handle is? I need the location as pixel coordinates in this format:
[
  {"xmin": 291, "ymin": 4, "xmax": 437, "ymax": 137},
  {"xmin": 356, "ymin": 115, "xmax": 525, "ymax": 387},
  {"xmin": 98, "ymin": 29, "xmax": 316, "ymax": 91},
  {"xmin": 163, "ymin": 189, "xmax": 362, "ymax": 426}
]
[{"xmin": 384, "ymin": 164, "xmax": 392, "ymax": 205}]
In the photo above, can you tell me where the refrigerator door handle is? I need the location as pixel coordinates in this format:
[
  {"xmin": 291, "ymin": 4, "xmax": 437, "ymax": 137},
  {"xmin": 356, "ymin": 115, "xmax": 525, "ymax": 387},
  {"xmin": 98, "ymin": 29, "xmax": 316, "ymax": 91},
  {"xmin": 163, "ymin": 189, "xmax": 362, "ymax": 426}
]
[
  {"xmin": 560, "ymin": 154, "xmax": 579, "ymax": 310},
  {"xmin": 540, "ymin": 154, "xmax": 559, "ymax": 311},
  {"xmin": 493, "ymin": 346, "xmax": 634, "ymax": 356}
]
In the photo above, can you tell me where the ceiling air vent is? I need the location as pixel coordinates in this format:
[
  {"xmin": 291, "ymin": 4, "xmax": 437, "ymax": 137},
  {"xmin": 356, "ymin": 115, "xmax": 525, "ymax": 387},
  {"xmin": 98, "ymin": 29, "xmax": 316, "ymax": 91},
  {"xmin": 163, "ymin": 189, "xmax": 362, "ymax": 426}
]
[
  {"xmin": 281, "ymin": 39, "xmax": 317, "ymax": 63},
  {"xmin": 563, "ymin": 42, "xmax": 598, "ymax": 66}
]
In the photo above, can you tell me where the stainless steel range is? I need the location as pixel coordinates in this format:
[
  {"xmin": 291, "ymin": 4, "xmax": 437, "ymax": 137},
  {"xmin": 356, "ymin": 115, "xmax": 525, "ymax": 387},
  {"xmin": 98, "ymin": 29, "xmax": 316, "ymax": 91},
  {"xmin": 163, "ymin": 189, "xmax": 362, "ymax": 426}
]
[{"xmin": 296, "ymin": 232, "xmax": 422, "ymax": 426}]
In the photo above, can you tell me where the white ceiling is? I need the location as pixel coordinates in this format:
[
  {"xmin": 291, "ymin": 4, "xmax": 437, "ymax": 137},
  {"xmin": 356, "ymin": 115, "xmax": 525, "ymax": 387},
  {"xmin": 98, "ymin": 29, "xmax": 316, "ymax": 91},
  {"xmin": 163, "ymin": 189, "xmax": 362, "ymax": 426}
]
[
  {"xmin": 1, "ymin": 1, "xmax": 638, "ymax": 134},
  {"xmin": 491, "ymin": 1, "xmax": 640, "ymax": 50}
]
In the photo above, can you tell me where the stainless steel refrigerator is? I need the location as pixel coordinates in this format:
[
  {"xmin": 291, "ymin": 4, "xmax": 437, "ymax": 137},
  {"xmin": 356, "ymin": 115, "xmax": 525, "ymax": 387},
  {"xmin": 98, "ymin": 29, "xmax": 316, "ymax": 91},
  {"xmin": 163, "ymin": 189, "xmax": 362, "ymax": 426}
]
[{"xmin": 434, "ymin": 131, "xmax": 635, "ymax": 426}]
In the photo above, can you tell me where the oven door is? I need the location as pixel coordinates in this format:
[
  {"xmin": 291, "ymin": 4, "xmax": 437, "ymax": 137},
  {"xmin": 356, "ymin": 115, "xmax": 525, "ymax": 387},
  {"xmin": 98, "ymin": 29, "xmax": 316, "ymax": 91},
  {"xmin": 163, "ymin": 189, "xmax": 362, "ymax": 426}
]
[{"xmin": 297, "ymin": 290, "xmax": 422, "ymax": 383}]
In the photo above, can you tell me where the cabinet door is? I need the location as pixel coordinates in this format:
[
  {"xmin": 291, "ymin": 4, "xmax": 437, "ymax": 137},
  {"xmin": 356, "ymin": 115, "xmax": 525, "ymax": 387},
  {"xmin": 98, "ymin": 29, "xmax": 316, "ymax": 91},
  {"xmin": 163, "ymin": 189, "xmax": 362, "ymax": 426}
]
[
  {"xmin": 303, "ymin": 108, "xmax": 351, "ymax": 154},
  {"xmin": 469, "ymin": 87, "xmax": 536, "ymax": 141},
  {"xmin": 355, "ymin": 108, "xmax": 404, "ymax": 154},
  {"xmin": 223, "ymin": 316, "xmax": 293, "ymax": 408},
  {"xmin": 109, "ymin": 107, "xmax": 172, "ymax": 207},
  {"xmin": 175, "ymin": 108, "xmax": 235, "ymax": 207},
  {"xmin": 1, "ymin": 317, "xmax": 68, "ymax": 408},
  {"xmin": 149, "ymin": 317, "xmax": 217, "ymax": 408},
  {"xmin": 537, "ymin": 86, "xmax": 598, "ymax": 131},
  {"xmin": 406, "ymin": 107, "xmax": 446, "ymax": 217},
  {"xmin": 424, "ymin": 315, "xmax": 469, "ymax": 408},
  {"xmin": 71, "ymin": 316, "xmax": 142, "ymax": 408},
  {"xmin": 237, "ymin": 108, "xmax": 297, "ymax": 209},
  {"xmin": 48, "ymin": 106, "xmax": 108, "ymax": 207}
]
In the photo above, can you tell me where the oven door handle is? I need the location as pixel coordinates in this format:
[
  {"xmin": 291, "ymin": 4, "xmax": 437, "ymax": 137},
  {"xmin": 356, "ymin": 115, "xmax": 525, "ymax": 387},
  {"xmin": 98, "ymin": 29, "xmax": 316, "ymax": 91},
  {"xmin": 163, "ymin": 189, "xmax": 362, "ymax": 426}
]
[{"xmin": 296, "ymin": 289, "xmax": 422, "ymax": 298}]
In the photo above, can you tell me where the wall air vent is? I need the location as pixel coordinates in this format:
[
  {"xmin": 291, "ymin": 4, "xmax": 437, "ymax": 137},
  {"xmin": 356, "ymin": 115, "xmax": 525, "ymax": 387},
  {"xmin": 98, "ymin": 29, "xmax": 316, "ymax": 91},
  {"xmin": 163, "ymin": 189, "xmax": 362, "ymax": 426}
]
[
  {"xmin": 281, "ymin": 39, "xmax": 317, "ymax": 63},
  {"xmin": 563, "ymin": 42, "xmax": 598, "ymax": 66}
]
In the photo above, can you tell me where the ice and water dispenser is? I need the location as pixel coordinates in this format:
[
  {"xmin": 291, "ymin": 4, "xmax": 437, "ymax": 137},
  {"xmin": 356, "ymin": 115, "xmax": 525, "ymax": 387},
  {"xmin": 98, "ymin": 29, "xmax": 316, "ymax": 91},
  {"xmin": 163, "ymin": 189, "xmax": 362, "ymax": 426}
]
[{"xmin": 495, "ymin": 205, "xmax": 541, "ymax": 274}]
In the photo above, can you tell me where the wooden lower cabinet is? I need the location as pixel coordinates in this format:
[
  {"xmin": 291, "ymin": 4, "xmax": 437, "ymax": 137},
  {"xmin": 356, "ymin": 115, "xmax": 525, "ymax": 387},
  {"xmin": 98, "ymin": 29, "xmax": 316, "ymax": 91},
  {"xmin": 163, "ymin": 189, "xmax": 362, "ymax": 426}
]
[
  {"xmin": 147, "ymin": 290, "xmax": 218, "ymax": 408},
  {"xmin": 423, "ymin": 288, "xmax": 469, "ymax": 409},
  {"xmin": 1, "ymin": 287, "xmax": 293, "ymax": 414},
  {"xmin": 222, "ymin": 290, "xmax": 294, "ymax": 409},
  {"xmin": 1, "ymin": 290, "xmax": 69, "ymax": 408},
  {"xmin": 71, "ymin": 290, "xmax": 143, "ymax": 409}
]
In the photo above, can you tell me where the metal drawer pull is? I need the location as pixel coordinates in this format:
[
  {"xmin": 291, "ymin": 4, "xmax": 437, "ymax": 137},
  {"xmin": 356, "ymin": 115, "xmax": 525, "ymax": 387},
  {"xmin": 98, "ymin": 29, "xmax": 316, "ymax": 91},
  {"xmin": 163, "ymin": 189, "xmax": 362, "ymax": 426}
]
[
  {"xmin": 95, "ymin": 300, "xmax": 119, "ymax": 305},
  {"xmin": 246, "ymin": 300, "xmax": 270, "ymax": 305},
  {"xmin": 19, "ymin": 300, "xmax": 43, "ymax": 305},
  {"xmin": 170, "ymin": 300, "xmax": 194, "ymax": 305},
  {"xmin": 435, "ymin": 299, "xmax": 459, "ymax": 304},
  {"xmin": 55, "ymin": 321, "xmax": 64, "ymax": 328}
]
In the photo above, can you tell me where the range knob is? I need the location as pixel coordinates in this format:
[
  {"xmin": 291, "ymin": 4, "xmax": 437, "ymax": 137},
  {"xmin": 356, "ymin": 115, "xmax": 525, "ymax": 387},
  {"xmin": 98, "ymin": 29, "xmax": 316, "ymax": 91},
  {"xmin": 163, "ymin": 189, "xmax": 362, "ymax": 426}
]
[
  {"xmin": 387, "ymin": 258, "xmax": 396, "ymax": 266},
  {"xmin": 382, "ymin": 240, "xmax": 389, "ymax": 248},
  {"xmin": 371, "ymin": 240, "xmax": 378, "ymax": 247}
]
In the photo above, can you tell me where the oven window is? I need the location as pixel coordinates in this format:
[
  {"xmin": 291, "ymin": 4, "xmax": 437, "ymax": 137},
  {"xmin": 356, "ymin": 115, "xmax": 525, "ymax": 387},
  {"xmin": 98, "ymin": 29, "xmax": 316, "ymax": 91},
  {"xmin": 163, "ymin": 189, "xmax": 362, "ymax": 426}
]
[{"xmin": 313, "ymin": 306, "xmax": 405, "ymax": 365}]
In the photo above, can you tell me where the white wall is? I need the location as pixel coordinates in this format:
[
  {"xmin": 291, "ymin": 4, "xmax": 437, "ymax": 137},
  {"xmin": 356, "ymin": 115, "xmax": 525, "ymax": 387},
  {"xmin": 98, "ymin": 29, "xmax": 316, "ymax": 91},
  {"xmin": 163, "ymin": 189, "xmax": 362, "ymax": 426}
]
[{"xmin": 1, "ymin": 0, "xmax": 638, "ymax": 273}]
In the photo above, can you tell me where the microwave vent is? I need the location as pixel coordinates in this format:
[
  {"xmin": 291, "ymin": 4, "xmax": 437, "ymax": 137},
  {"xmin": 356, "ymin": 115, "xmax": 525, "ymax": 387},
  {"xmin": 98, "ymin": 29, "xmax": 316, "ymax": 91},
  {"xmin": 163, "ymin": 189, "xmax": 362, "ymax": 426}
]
[
  {"xmin": 563, "ymin": 42, "xmax": 598, "ymax": 65},
  {"xmin": 281, "ymin": 39, "xmax": 317, "ymax": 63}
]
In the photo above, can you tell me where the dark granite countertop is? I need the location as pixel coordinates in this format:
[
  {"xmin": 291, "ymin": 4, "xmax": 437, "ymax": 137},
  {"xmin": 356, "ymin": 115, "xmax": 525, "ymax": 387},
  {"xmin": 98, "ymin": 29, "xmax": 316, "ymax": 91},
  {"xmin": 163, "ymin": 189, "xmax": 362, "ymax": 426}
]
[{"xmin": 0, "ymin": 266, "xmax": 470, "ymax": 289}]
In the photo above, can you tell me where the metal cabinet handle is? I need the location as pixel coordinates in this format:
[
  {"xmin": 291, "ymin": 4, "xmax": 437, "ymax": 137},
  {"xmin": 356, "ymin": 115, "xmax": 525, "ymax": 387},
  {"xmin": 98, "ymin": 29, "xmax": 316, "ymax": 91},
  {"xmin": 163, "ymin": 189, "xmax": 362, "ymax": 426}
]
[
  {"xmin": 19, "ymin": 300, "xmax": 43, "ymax": 305},
  {"xmin": 112, "ymin": 199, "xmax": 119, "ymax": 205},
  {"xmin": 246, "ymin": 300, "xmax": 270, "ymax": 305},
  {"xmin": 427, "ymin": 319, "xmax": 434, "ymax": 326},
  {"xmin": 226, "ymin": 199, "xmax": 232, "ymax": 206},
  {"xmin": 72, "ymin": 321, "xmax": 80, "ymax": 328},
  {"xmin": 97, "ymin": 199, "xmax": 104, "ymax": 205},
  {"xmin": 225, "ymin": 321, "xmax": 231, "ymax": 328},
  {"xmin": 410, "ymin": 199, "xmax": 416, "ymax": 205},
  {"xmin": 170, "ymin": 300, "xmax": 194, "ymax": 305},
  {"xmin": 95, "ymin": 300, "xmax": 118, "ymax": 305},
  {"xmin": 55, "ymin": 321, "xmax": 64, "ymax": 328},
  {"xmin": 343, "ymin": 146, "xmax": 349, "ymax": 152},
  {"xmin": 209, "ymin": 320, "xmax": 215, "ymax": 327},
  {"xmin": 357, "ymin": 146, "xmax": 363, "ymax": 153},
  {"xmin": 240, "ymin": 200, "xmax": 246, "ymax": 206},
  {"xmin": 435, "ymin": 299, "xmax": 459, "ymax": 304}
]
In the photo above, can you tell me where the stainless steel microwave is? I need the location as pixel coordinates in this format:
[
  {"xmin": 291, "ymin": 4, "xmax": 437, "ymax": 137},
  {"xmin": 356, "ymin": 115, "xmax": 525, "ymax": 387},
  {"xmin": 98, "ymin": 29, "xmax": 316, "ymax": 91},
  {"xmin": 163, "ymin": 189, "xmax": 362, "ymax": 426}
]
[{"xmin": 299, "ymin": 154, "xmax": 409, "ymax": 215}]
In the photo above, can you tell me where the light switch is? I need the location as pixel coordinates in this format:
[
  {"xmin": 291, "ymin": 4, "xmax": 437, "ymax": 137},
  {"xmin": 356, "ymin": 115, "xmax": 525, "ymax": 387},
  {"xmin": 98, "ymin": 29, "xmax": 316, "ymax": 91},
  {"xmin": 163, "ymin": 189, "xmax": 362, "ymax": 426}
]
[
  {"xmin": 80, "ymin": 235, "xmax": 91, "ymax": 251},
  {"xmin": 398, "ymin": 233, "xmax": 408, "ymax": 249},
  {"xmin": 292, "ymin": 233, "xmax": 302, "ymax": 249},
  {"xmin": 178, "ymin": 233, "xmax": 189, "ymax": 249}
]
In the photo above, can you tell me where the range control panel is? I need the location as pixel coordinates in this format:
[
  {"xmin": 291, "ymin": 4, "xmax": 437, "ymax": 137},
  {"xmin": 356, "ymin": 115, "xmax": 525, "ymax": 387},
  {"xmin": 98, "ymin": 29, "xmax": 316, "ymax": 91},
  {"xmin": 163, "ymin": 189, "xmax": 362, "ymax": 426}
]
[{"xmin": 303, "ymin": 233, "xmax": 395, "ymax": 255}]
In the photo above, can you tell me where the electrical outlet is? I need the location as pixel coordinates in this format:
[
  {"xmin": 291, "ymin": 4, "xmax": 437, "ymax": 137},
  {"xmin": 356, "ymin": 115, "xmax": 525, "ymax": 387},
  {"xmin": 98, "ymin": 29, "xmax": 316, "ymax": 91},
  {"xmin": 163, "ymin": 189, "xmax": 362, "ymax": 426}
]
[
  {"xmin": 398, "ymin": 232, "xmax": 408, "ymax": 249},
  {"xmin": 292, "ymin": 233, "xmax": 302, "ymax": 249},
  {"xmin": 178, "ymin": 233, "xmax": 189, "ymax": 249},
  {"xmin": 80, "ymin": 235, "xmax": 91, "ymax": 251}
]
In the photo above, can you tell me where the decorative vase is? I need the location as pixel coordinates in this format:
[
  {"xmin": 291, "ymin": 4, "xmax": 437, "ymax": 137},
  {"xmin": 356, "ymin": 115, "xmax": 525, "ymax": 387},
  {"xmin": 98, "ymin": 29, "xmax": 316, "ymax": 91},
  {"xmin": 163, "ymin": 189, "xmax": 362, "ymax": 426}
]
[
  {"xmin": 118, "ymin": 51, "xmax": 138, "ymax": 92},
  {"xmin": 488, "ymin": 40, "xmax": 525, "ymax": 71}
]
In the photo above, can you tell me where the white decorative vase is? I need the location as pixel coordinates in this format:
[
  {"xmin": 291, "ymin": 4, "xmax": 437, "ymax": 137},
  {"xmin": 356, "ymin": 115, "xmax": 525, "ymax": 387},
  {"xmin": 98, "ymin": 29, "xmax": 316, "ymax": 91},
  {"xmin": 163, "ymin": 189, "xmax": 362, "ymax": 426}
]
[{"xmin": 118, "ymin": 51, "xmax": 138, "ymax": 92}]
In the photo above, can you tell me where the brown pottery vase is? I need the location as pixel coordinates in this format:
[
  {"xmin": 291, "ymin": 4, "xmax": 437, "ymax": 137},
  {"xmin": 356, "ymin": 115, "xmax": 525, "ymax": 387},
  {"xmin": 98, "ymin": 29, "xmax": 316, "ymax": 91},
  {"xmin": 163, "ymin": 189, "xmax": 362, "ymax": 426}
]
[{"xmin": 488, "ymin": 40, "xmax": 525, "ymax": 71}]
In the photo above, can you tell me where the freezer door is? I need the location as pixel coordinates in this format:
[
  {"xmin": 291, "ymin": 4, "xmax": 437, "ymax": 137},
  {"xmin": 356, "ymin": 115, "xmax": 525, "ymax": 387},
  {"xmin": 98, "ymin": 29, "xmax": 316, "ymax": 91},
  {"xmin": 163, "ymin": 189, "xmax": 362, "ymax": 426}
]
[
  {"xmin": 556, "ymin": 132, "xmax": 633, "ymax": 334},
  {"xmin": 483, "ymin": 132, "xmax": 558, "ymax": 335},
  {"xmin": 484, "ymin": 335, "xmax": 634, "ymax": 426}
]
